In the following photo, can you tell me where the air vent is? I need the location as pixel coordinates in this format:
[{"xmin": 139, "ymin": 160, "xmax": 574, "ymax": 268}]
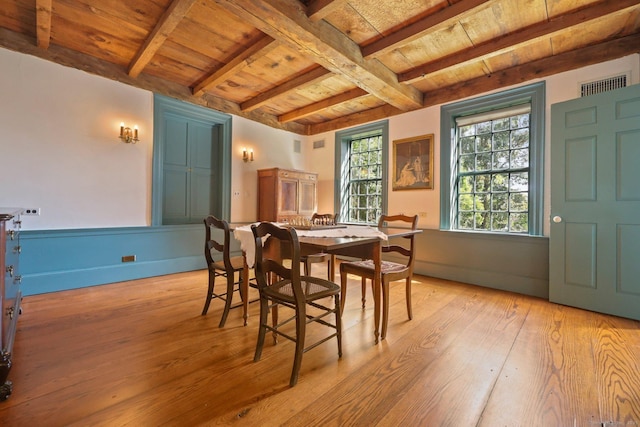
[
  {"xmin": 313, "ymin": 140, "xmax": 325, "ymax": 149},
  {"xmin": 293, "ymin": 139, "xmax": 301, "ymax": 153},
  {"xmin": 580, "ymin": 73, "xmax": 628, "ymax": 97}
]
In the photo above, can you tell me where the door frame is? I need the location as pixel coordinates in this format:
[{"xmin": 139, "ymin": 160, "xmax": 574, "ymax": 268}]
[{"xmin": 152, "ymin": 94, "xmax": 232, "ymax": 226}]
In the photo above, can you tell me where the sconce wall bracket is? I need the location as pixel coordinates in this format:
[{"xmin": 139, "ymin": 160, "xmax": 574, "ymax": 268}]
[{"xmin": 119, "ymin": 123, "xmax": 139, "ymax": 144}]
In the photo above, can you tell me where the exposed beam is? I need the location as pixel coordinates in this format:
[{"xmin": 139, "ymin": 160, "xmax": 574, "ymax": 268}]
[
  {"xmin": 128, "ymin": 0, "xmax": 197, "ymax": 78},
  {"xmin": 240, "ymin": 66, "xmax": 332, "ymax": 112},
  {"xmin": 192, "ymin": 36, "xmax": 278, "ymax": 97},
  {"xmin": 362, "ymin": 0, "xmax": 492, "ymax": 59},
  {"xmin": 278, "ymin": 87, "xmax": 368, "ymax": 122},
  {"xmin": 35, "ymin": 0, "xmax": 52, "ymax": 49},
  {"xmin": 216, "ymin": 0, "xmax": 424, "ymax": 110},
  {"xmin": 309, "ymin": 33, "xmax": 640, "ymax": 135},
  {"xmin": 0, "ymin": 28, "xmax": 306, "ymax": 135},
  {"xmin": 399, "ymin": 0, "xmax": 640, "ymax": 83},
  {"xmin": 306, "ymin": 0, "xmax": 348, "ymax": 22}
]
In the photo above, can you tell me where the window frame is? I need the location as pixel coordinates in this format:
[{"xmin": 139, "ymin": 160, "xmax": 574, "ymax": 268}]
[
  {"xmin": 334, "ymin": 120, "xmax": 389, "ymax": 225},
  {"xmin": 439, "ymin": 82, "xmax": 545, "ymax": 236}
]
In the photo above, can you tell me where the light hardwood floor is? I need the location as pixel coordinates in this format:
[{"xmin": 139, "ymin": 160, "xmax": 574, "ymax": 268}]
[{"xmin": 0, "ymin": 266, "xmax": 639, "ymax": 426}]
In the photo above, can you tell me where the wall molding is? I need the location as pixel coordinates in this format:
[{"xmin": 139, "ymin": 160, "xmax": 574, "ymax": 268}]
[{"xmin": 19, "ymin": 225, "xmax": 224, "ymax": 295}]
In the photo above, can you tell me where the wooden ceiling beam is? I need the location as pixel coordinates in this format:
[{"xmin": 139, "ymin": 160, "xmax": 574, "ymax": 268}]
[
  {"xmin": 399, "ymin": 0, "xmax": 640, "ymax": 83},
  {"xmin": 35, "ymin": 0, "xmax": 52, "ymax": 49},
  {"xmin": 127, "ymin": 0, "xmax": 197, "ymax": 78},
  {"xmin": 240, "ymin": 66, "xmax": 332, "ymax": 112},
  {"xmin": 0, "ymin": 28, "xmax": 306, "ymax": 134},
  {"xmin": 310, "ymin": 33, "xmax": 640, "ymax": 135},
  {"xmin": 192, "ymin": 36, "xmax": 278, "ymax": 97},
  {"xmin": 306, "ymin": 0, "xmax": 348, "ymax": 22},
  {"xmin": 215, "ymin": 0, "xmax": 424, "ymax": 111},
  {"xmin": 362, "ymin": 0, "xmax": 492, "ymax": 60},
  {"xmin": 278, "ymin": 87, "xmax": 368, "ymax": 122}
]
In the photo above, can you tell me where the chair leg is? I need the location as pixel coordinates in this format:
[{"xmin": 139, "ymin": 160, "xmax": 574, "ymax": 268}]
[
  {"xmin": 290, "ymin": 305, "xmax": 306, "ymax": 387},
  {"xmin": 361, "ymin": 277, "xmax": 367, "ymax": 309},
  {"xmin": 304, "ymin": 259, "xmax": 311, "ymax": 276},
  {"xmin": 339, "ymin": 269, "xmax": 348, "ymax": 316},
  {"xmin": 218, "ymin": 272, "xmax": 235, "ymax": 327},
  {"xmin": 201, "ymin": 271, "xmax": 215, "ymax": 315},
  {"xmin": 381, "ymin": 278, "xmax": 390, "ymax": 340},
  {"xmin": 253, "ymin": 296, "xmax": 269, "ymax": 362},
  {"xmin": 335, "ymin": 294, "xmax": 342, "ymax": 357},
  {"xmin": 406, "ymin": 276, "xmax": 413, "ymax": 320},
  {"xmin": 271, "ymin": 304, "xmax": 279, "ymax": 344}
]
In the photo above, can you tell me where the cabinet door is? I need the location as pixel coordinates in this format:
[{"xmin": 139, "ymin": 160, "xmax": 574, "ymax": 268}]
[
  {"xmin": 298, "ymin": 180, "xmax": 317, "ymax": 217},
  {"xmin": 279, "ymin": 178, "xmax": 299, "ymax": 216}
]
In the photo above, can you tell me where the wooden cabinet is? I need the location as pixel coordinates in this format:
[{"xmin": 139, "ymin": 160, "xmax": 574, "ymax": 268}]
[
  {"xmin": 0, "ymin": 209, "xmax": 22, "ymax": 401},
  {"xmin": 257, "ymin": 168, "xmax": 317, "ymax": 222}
]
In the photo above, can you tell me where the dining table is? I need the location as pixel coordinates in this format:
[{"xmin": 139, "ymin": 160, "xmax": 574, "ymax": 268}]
[{"xmin": 231, "ymin": 223, "xmax": 422, "ymax": 344}]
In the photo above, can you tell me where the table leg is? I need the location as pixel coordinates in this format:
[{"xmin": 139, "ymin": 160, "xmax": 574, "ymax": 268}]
[
  {"xmin": 372, "ymin": 240, "xmax": 382, "ymax": 344},
  {"xmin": 242, "ymin": 254, "xmax": 249, "ymax": 326},
  {"xmin": 329, "ymin": 254, "xmax": 335, "ymax": 281}
]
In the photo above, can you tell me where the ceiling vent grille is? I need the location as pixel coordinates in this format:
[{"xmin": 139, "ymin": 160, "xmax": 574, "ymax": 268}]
[
  {"xmin": 580, "ymin": 73, "xmax": 628, "ymax": 97},
  {"xmin": 313, "ymin": 140, "xmax": 325, "ymax": 149}
]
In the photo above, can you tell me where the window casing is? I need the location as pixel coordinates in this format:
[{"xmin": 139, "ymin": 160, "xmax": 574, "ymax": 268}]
[
  {"xmin": 440, "ymin": 82, "xmax": 545, "ymax": 235},
  {"xmin": 335, "ymin": 121, "xmax": 389, "ymax": 225}
]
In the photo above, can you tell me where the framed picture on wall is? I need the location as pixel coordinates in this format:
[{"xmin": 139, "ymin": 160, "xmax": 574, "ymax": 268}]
[{"xmin": 392, "ymin": 134, "xmax": 434, "ymax": 190}]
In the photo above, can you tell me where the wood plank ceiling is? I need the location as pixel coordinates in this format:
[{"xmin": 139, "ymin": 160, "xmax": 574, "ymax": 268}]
[{"xmin": 1, "ymin": 0, "xmax": 639, "ymax": 135}]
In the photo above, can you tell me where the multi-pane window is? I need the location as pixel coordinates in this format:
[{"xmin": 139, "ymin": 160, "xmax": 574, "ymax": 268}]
[
  {"xmin": 335, "ymin": 121, "xmax": 388, "ymax": 225},
  {"xmin": 346, "ymin": 133, "xmax": 383, "ymax": 223},
  {"xmin": 456, "ymin": 108, "xmax": 530, "ymax": 233},
  {"xmin": 440, "ymin": 82, "xmax": 545, "ymax": 236}
]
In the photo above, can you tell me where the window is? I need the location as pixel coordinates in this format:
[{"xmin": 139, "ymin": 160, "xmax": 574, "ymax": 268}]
[
  {"xmin": 335, "ymin": 121, "xmax": 389, "ymax": 224},
  {"xmin": 440, "ymin": 82, "xmax": 545, "ymax": 235}
]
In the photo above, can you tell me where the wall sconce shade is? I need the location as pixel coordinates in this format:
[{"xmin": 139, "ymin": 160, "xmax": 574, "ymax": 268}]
[
  {"xmin": 119, "ymin": 122, "xmax": 139, "ymax": 144},
  {"xmin": 242, "ymin": 147, "xmax": 254, "ymax": 162}
]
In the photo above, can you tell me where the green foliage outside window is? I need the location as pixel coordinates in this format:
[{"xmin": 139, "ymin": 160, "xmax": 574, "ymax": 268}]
[
  {"xmin": 456, "ymin": 113, "xmax": 530, "ymax": 233},
  {"xmin": 347, "ymin": 134, "xmax": 383, "ymax": 224}
]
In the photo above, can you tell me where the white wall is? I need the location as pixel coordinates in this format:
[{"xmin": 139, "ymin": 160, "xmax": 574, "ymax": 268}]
[
  {"xmin": 0, "ymin": 47, "xmax": 306, "ymax": 229},
  {"xmin": 231, "ymin": 116, "xmax": 306, "ymax": 222},
  {"xmin": 1, "ymin": 46, "xmax": 638, "ymax": 233},
  {"xmin": 0, "ymin": 48, "xmax": 153, "ymax": 229}
]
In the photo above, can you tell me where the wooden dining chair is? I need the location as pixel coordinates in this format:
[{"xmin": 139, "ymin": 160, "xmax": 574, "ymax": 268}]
[
  {"xmin": 251, "ymin": 222, "xmax": 342, "ymax": 387},
  {"xmin": 301, "ymin": 213, "xmax": 338, "ymax": 279},
  {"xmin": 202, "ymin": 215, "xmax": 246, "ymax": 327},
  {"xmin": 339, "ymin": 214, "xmax": 419, "ymax": 340}
]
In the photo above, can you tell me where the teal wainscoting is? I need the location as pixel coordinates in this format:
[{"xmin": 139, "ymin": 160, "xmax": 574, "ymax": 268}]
[
  {"xmin": 19, "ymin": 225, "xmax": 241, "ymax": 296},
  {"xmin": 411, "ymin": 229, "xmax": 550, "ymax": 299}
]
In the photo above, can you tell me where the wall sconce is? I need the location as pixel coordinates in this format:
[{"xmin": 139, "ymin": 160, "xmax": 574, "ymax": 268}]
[
  {"xmin": 119, "ymin": 122, "xmax": 139, "ymax": 144},
  {"xmin": 242, "ymin": 147, "xmax": 254, "ymax": 162}
]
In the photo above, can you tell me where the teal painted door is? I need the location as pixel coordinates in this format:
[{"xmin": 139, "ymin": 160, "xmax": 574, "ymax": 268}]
[
  {"xmin": 550, "ymin": 83, "xmax": 640, "ymax": 320},
  {"xmin": 162, "ymin": 113, "xmax": 220, "ymax": 225}
]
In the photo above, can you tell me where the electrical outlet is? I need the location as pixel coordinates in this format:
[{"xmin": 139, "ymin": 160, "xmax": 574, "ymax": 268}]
[
  {"xmin": 23, "ymin": 208, "xmax": 41, "ymax": 216},
  {"xmin": 233, "ymin": 191, "xmax": 240, "ymax": 197}
]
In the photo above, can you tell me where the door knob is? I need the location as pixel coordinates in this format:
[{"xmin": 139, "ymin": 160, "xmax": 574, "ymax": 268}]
[{"xmin": 552, "ymin": 216, "xmax": 562, "ymax": 223}]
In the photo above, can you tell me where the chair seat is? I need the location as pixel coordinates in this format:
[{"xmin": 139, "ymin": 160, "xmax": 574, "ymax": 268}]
[
  {"xmin": 212, "ymin": 255, "xmax": 244, "ymax": 272},
  {"xmin": 264, "ymin": 277, "xmax": 340, "ymax": 303},
  {"xmin": 342, "ymin": 259, "xmax": 409, "ymax": 275}
]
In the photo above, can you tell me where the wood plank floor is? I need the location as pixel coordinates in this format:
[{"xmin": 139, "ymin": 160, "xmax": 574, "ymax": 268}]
[{"xmin": 1, "ymin": 266, "xmax": 639, "ymax": 426}]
